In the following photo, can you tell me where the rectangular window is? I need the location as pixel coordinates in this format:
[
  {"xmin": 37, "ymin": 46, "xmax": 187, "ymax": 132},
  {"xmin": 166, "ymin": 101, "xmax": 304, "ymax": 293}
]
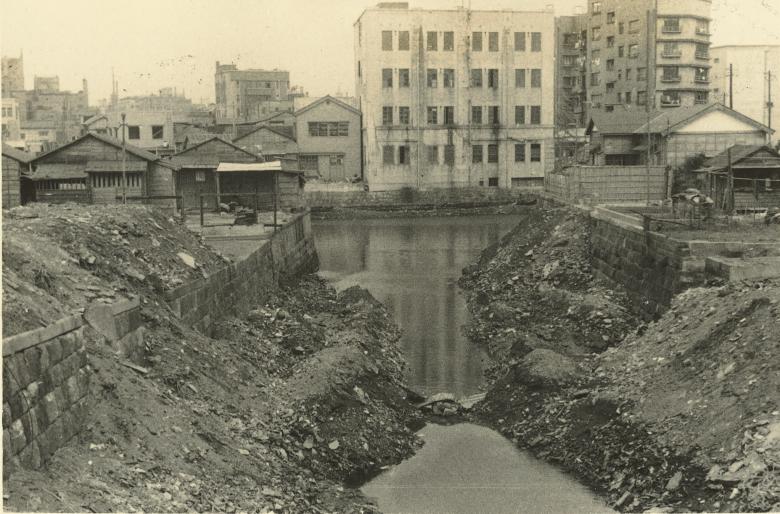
[
  {"xmin": 531, "ymin": 143, "xmax": 541, "ymax": 162},
  {"xmin": 488, "ymin": 106, "xmax": 500, "ymax": 125},
  {"xmin": 530, "ymin": 106, "xmax": 541, "ymax": 125},
  {"xmin": 488, "ymin": 69, "xmax": 499, "ymax": 89},
  {"xmin": 696, "ymin": 43, "xmax": 709, "ymax": 59},
  {"xmin": 626, "ymin": 68, "xmax": 633, "ymax": 80},
  {"xmin": 488, "ymin": 177, "xmax": 499, "ymax": 187},
  {"xmin": 618, "ymin": 22, "xmax": 624, "ymax": 34},
  {"xmin": 606, "ymin": 81, "xmax": 615, "ymax": 92},
  {"xmin": 628, "ymin": 20, "xmax": 640, "ymax": 33},
  {"xmin": 515, "ymin": 105, "xmax": 526, "ymax": 125},
  {"xmin": 472, "ymin": 32, "xmax": 482, "ymax": 51},
  {"xmin": 443, "ymin": 106, "xmax": 455, "ymax": 125},
  {"xmin": 488, "ymin": 144, "xmax": 499, "ymax": 163},
  {"xmin": 382, "ymin": 106, "xmax": 394, "ymax": 126},
  {"xmin": 128, "ymin": 126, "xmax": 140, "ymax": 139},
  {"xmin": 663, "ymin": 42, "xmax": 681, "ymax": 57},
  {"xmin": 195, "ymin": 170, "xmax": 207, "ymax": 182},
  {"xmin": 427, "ymin": 106, "xmax": 438, "ymax": 125},
  {"xmin": 470, "ymin": 68, "xmax": 483, "ymax": 87},
  {"xmin": 592, "ymin": 1, "xmax": 602, "ymax": 14},
  {"xmin": 427, "ymin": 145, "xmax": 439, "ymax": 164},
  {"xmin": 515, "ymin": 68, "xmax": 526, "ymax": 88},
  {"xmin": 695, "ymin": 91, "xmax": 709, "ymax": 104},
  {"xmin": 618, "ymin": 46, "xmax": 625, "ymax": 57},
  {"xmin": 443, "ymin": 68, "xmax": 455, "ymax": 88},
  {"xmin": 488, "ymin": 32, "xmax": 499, "ymax": 51},
  {"xmin": 607, "ymin": 11, "xmax": 615, "ymax": 24},
  {"xmin": 399, "ymin": 145, "xmax": 411, "ymax": 165},
  {"xmin": 531, "ymin": 69, "xmax": 542, "ymax": 88},
  {"xmin": 382, "ymin": 68, "xmax": 393, "ymax": 88},
  {"xmin": 663, "ymin": 18, "xmax": 681, "ymax": 33},
  {"xmin": 471, "ymin": 106, "xmax": 482, "ymax": 125},
  {"xmin": 606, "ymin": 59, "xmax": 615, "ymax": 71},
  {"xmin": 591, "ymin": 72, "xmax": 600, "ymax": 86},
  {"xmin": 427, "ymin": 31, "xmax": 438, "ymax": 51},
  {"xmin": 399, "ymin": 68, "xmax": 410, "ymax": 87},
  {"xmin": 625, "ymin": 91, "xmax": 632, "ymax": 103},
  {"xmin": 531, "ymin": 32, "xmax": 542, "ymax": 52},
  {"xmin": 472, "ymin": 145, "xmax": 483, "ymax": 163},
  {"xmin": 514, "ymin": 32, "xmax": 526, "ymax": 51},
  {"xmin": 637, "ymin": 67, "xmax": 647, "ymax": 81},
  {"xmin": 443, "ymin": 31, "xmax": 454, "ymax": 51},
  {"xmin": 696, "ymin": 20, "xmax": 710, "ymax": 35},
  {"xmin": 427, "ymin": 68, "xmax": 438, "ymax": 88},
  {"xmin": 628, "ymin": 44, "xmax": 639, "ymax": 58},
  {"xmin": 695, "ymin": 67, "xmax": 709, "ymax": 82},
  {"xmin": 382, "ymin": 31, "xmax": 392, "ymax": 51},
  {"xmin": 591, "ymin": 49, "xmax": 600, "ymax": 67},
  {"xmin": 399, "ymin": 31, "xmax": 410, "ymax": 50},
  {"xmin": 617, "ymin": 92, "xmax": 623, "ymax": 103},
  {"xmin": 152, "ymin": 125, "xmax": 164, "ymax": 139},
  {"xmin": 607, "ymin": 36, "xmax": 615, "ymax": 48},
  {"xmin": 330, "ymin": 154, "xmax": 344, "ymax": 166},
  {"xmin": 515, "ymin": 143, "xmax": 526, "ymax": 162},
  {"xmin": 444, "ymin": 145, "xmax": 455, "ymax": 165},
  {"xmin": 592, "ymin": 26, "xmax": 601, "ymax": 41},
  {"xmin": 661, "ymin": 91, "xmax": 681, "ymax": 106},
  {"xmin": 663, "ymin": 66, "xmax": 680, "ymax": 81},
  {"xmin": 399, "ymin": 106, "xmax": 410, "ymax": 125},
  {"xmin": 383, "ymin": 145, "xmax": 395, "ymax": 164}
]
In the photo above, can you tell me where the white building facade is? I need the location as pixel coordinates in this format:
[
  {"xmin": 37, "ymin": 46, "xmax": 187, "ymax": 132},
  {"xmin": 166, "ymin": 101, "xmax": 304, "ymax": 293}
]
[{"xmin": 355, "ymin": 3, "xmax": 555, "ymax": 190}]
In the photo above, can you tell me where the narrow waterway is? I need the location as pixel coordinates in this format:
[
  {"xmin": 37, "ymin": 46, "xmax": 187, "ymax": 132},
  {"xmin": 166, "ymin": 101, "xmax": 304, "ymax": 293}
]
[{"xmin": 314, "ymin": 214, "xmax": 611, "ymax": 513}]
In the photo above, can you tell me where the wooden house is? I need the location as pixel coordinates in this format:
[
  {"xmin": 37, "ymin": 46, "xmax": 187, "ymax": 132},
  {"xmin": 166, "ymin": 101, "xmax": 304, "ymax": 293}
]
[
  {"xmin": 695, "ymin": 145, "xmax": 780, "ymax": 210},
  {"xmin": 2, "ymin": 144, "xmax": 34, "ymax": 208},
  {"xmin": 232, "ymin": 125, "xmax": 298, "ymax": 161},
  {"xmin": 28, "ymin": 133, "xmax": 179, "ymax": 209}
]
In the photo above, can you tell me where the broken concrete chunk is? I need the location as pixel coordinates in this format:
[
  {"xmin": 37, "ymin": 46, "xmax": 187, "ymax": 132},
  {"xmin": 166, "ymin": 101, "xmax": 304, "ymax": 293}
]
[{"xmin": 177, "ymin": 252, "xmax": 197, "ymax": 269}]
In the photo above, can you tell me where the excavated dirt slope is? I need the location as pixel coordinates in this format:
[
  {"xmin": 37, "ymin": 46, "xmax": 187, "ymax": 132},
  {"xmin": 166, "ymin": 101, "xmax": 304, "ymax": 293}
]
[
  {"xmin": 2, "ymin": 204, "xmax": 422, "ymax": 513},
  {"xmin": 461, "ymin": 205, "xmax": 779, "ymax": 513}
]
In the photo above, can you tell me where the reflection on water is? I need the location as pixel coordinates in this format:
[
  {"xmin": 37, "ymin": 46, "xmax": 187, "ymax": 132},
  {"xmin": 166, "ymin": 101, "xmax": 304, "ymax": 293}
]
[
  {"xmin": 362, "ymin": 423, "xmax": 613, "ymax": 514},
  {"xmin": 313, "ymin": 215, "xmax": 521, "ymax": 397}
]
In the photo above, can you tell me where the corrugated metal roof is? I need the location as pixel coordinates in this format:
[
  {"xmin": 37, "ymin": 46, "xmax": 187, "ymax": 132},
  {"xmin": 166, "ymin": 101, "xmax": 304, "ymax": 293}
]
[
  {"xmin": 85, "ymin": 160, "xmax": 148, "ymax": 172},
  {"xmin": 700, "ymin": 145, "xmax": 780, "ymax": 172},
  {"xmin": 29, "ymin": 163, "xmax": 87, "ymax": 181},
  {"xmin": 216, "ymin": 161, "xmax": 302, "ymax": 174}
]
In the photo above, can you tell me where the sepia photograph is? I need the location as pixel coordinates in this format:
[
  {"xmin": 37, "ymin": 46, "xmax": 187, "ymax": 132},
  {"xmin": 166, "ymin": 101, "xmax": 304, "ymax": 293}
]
[{"xmin": 1, "ymin": 0, "xmax": 779, "ymax": 512}]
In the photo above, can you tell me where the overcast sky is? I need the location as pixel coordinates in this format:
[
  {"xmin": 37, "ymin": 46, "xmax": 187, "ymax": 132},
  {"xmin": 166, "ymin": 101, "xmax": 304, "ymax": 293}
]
[{"xmin": 2, "ymin": 0, "xmax": 779, "ymax": 105}]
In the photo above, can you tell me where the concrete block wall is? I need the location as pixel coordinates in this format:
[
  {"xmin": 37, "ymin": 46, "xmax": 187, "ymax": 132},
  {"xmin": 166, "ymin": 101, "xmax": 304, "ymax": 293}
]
[
  {"xmin": 2, "ymin": 316, "xmax": 91, "ymax": 479},
  {"xmin": 166, "ymin": 212, "xmax": 318, "ymax": 334},
  {"xmin": 84, "ymin": 297, "xmax": 145, "ymax": 364},
  {"xmin": 305, "ymin": 186, "xmax": 538, "ymax": 210}
]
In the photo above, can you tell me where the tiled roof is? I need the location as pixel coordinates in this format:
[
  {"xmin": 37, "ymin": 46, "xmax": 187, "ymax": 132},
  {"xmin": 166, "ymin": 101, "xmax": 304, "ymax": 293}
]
[
  {"xmin": 2, "ymin": 143, "xmax": 33, "ymax": 164},
  {"xmin": 32, "ymin": 132, "xmax": 161, "ymax": 163},
  {"xmin": 700, "ymin": 145, "xmax": 780, "ymax": 171},
  {"xmin": 29, "ymin": 163, "xmax": 87, "ymax": 181}
]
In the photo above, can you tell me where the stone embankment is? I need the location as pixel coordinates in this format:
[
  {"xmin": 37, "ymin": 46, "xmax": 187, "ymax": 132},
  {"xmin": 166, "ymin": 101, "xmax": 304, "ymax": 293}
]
[
  {"xmin": 461, "ymin": 205, "xmax": 779, "ymax": 513},
  {"xmin": 2, "ymin": 204, "xmax": 421, "ymax": 513}
]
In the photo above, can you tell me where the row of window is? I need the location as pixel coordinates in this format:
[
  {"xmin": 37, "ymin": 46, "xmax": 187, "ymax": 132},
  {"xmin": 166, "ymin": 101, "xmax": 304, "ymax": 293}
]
[
  {"xmin": 307, "ymin": 121, "xmax": 349, "ymax": 137},
  {"xmin": 299, "ymin": 154, "xmax": 345, "ymax": 172},
  {"xmin": 381, "ymin": 30, "xmax": 542, "ymax": 52},
  {"xmin": 127, "ymin": 125, "xmax": 164, "ymax": 140},
  {"xmin": 380, "ymin": 68, "xmax": 542, "ymax": 89},
  {"xmin": 92, "ymin": 173, "xmax": 143, "ymax": 189},
  {"xmin": 380, "ymin": 143, "xmax": 543, "ymax": 165},
  {"xmin": 380, "ymin": 105, "xmax": 542, "ymax": 126}
]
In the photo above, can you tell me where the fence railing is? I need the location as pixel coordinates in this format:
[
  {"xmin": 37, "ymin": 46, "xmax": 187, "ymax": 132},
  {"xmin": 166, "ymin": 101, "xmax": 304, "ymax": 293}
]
[{"xmin": 545, "ymin": 165, "xmax": 668, "ymax": 204}]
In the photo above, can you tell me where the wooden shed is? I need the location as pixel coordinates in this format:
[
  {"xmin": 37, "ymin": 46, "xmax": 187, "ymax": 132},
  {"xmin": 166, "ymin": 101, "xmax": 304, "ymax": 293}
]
[
  {"xmin": 216, "ymin": 159, "xmax": 305, "ymax": 211},
  {"xmin": 1, "ymin": 144, "xmax": 34, "ymax": 208}
]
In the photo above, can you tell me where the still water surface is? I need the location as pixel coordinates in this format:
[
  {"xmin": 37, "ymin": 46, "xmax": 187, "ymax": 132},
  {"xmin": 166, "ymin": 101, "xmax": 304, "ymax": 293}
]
[{"xmin": 313, "ymin": 215, "xmax": 610, "ymax": 514}]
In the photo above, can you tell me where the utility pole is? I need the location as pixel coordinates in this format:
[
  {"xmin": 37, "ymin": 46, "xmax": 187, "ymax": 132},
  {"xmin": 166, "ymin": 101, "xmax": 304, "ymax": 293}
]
[
  {"xmin": 645, "ymin": 8, "xmax": 653, "ymax": 206},
  {"xmin": 768, "ymin": 70, "xmax": 774, "ymax": 138},
  {"xmin": 121, "ymin": 113, "xmax": 127, "ymax": 204},
  {"xmin": 729, "ymin": 63, "xmax": 734, "ymax": 109}
]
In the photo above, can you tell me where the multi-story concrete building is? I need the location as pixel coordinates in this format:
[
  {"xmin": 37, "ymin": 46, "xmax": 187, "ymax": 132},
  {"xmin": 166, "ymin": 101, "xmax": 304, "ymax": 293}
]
[
  {"xmin": 1, "ymin": 54, "xmax": 25, "ymax": 93},
  {"xmin": 560, "ymin": 0, "xmax": 712, "ymax": 120},
  {"xmin": 214, "ymin": 62, "xmax": 292, "ymax": 123},
  {"xmin": 710, "ymin": 45, "xmax": 780, "ymax": 140},
  {"xmin": 2, "ymin": 98, "xmax": 22, "ymax": 141},
  {"xmin": 355, "ymin": 2, "xmax": 555, "ymax": 190},
  {"xmin": 82, "ymin": 111, "xmax": 175, "ymax": 155}
]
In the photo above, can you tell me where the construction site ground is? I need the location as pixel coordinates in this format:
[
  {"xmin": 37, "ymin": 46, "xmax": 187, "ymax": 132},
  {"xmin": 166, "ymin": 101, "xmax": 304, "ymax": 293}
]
[
  {"xmin": 459, "ymin": 205, "xmax": 779, "ymax": 513},
  {"xmin": 2, "ymin": 204, "xmax": 422, "ymax": 513}
]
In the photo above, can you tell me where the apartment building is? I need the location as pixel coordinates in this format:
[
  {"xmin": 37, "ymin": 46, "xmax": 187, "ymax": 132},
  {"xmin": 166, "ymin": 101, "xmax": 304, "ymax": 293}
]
[
  {"xmin": 560, "ymin": 0, "xmax": 712, "ymax": 120},
  {"xmin": 711, "ymin": 45, "xmax": 780, "ymax": 140},
  {"xmin": 1, "ymin": 54, "xmax": 25, "ymax": 93},
  {"xmin": 214, "ymin": 62, "xmax": 293, "ymax": 123},
  {"xmin": 355, "ymin": 3, "xmax": 555, "ymax": 190}
]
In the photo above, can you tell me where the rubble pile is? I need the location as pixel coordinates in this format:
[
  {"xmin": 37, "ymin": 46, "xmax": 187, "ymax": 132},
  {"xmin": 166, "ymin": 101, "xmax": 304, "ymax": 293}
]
[
  {"xmin": 461, "ymin": 205, "xmax": 779, "ymax": 512},
  {"xmin": 3, "ymin": 204, "xmax": 421, "ymax": 513}
]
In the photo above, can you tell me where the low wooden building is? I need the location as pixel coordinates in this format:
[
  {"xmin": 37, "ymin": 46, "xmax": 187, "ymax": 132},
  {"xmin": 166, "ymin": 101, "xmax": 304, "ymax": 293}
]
[
  {"xmin": 169, "ymin": 136, "xmax": 263, "ymax": 210},
  {"xmin": 2, "ymin": 144, "xmax": 34, "ymax": 208},
  {"xmin": 695, "ymin": 145, "xmax": 780, "ymax": 210},
  {"xmin": 216, "ymin": 160, "xmax": 305, "ymax": 211},
  {"xmin": 28, "ymin": 133, "xmax": 179, "ymax": 209},
  {"xmin": 232, "ymin": 125, "xmax": 298, "ymax": 161},
  {"xmin": 587, "ymin": 103, "xmax": 773, "ymax": 168}
]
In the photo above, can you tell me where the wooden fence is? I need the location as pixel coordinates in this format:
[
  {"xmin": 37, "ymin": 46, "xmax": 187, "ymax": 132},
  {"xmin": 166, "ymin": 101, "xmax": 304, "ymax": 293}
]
[{"xmin": 545, "ymin": 165, "xmax": 668, "ymax": 204}]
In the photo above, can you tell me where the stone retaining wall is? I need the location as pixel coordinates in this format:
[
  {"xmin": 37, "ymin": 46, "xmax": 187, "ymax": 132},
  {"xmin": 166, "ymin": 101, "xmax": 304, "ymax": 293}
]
[
  {"xmin": 166, "ymin": 211, "xmax": 318, "ymax": 334},
  {"xmin": 3, "ymin": 316, "xmax": 90, "ymax": 479},
  {"xmin": 305, "ymin": 186, "xmax": 538, "ymax": 210}
]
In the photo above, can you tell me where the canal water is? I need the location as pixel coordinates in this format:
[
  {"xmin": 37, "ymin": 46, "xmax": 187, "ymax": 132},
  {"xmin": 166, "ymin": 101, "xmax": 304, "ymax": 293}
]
[{"xmin": 314, "ymin": 215, "xmax": 611, "ymax": 513}]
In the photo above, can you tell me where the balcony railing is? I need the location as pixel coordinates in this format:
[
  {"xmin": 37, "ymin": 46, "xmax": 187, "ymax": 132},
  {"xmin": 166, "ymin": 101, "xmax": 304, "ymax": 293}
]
[
  {"xmin": 661, "ymin": 76, "xmax": 681, "ymax": 83},
  {"xmin": 662, "ymin": 51, "xmax": 682, "ymax": 58},
  {"xmin": 695, "ymin": 77, "xmax": 710, "ymax": 84},
  {"xmin": 661, "ymin": 98, "xmax": 681, "ymax": 107},
  {"xmin": 695, "ymin": 52, "xmax": 710, "ymax": 60}
]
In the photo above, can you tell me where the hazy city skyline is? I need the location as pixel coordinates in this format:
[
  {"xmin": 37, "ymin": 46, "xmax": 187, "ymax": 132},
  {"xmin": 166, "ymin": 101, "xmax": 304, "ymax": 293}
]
[{"xmin": 2, "ymin": 0, "xmax": 779, "ymax": 105}]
